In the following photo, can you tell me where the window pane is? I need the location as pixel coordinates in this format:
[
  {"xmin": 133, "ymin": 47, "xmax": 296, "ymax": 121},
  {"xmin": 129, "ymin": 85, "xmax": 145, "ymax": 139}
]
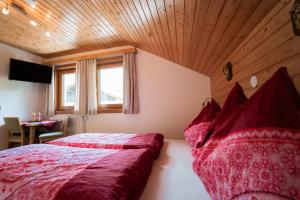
[
  {"xmin": 62, "ymin": 73, "xmax": 76, "ymax": 106},
  {"xmin": 98, "ymin": 67, "xmax": 123, "ymax": 105}
]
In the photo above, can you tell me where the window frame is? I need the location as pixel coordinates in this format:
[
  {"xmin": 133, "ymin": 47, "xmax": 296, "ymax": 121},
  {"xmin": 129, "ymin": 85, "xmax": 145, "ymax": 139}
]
[
  {"xmin": 55, "ymin": 65, "xmax": 76, "ymax": 114},
  {"xmin": 96, "ymin": 57, "xmax": 123, "ymax": 113}
]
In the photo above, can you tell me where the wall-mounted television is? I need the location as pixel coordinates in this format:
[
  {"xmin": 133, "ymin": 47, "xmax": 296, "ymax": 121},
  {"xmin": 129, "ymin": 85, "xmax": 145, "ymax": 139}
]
[{"xmin": 9, "ymin": 59, "xmax": 52, "ymax": 84}]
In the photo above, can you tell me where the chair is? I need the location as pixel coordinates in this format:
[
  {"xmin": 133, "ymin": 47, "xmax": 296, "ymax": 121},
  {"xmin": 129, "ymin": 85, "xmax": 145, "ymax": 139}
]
[
  {"xmin": 3, "ymin": 117, "xmax": 26, "ymax": 147},
  {"xmin": 39, "ymin": 115, "xmax": 70, "ymax": 143}
]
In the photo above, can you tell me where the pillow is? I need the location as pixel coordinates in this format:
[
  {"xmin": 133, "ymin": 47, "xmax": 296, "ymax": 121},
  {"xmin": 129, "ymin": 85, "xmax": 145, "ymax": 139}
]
[
  {"xmin": 209, "ymin": 67, "xmax": 300, "ymax": 141},
  {"xmin": 184, "ymin": 99, "xmax": 221, "ymax": 147},
  {"xmin": 185, "ymin": 102, "xmax": 211, "ymax": 130},
  {"xmin": 192, "ymin": 67, "xmax": 300, "ymax": 199},
  {"xmin": 198, "ymin": 82, "xmax": 247, "ymax": 146}
]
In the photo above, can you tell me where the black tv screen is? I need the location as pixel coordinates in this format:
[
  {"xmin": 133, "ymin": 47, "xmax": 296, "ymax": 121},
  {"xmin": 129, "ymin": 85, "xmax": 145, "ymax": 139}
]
[{"xmin": 9, "ymin": 59, "xmax": 52, "ymax": 84}]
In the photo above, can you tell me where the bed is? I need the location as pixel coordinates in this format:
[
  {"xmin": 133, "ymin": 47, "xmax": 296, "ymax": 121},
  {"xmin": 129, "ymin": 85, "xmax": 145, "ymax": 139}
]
[
  {"xmin": 0, "ymin": 144, "xmax": 155, "ymax": 200},
  {"xmin": 0, "ymin": 132, "xmax": 164, "ymax": 200},
  {"xmin": 48, "ymin": 132, "xmax": 164, "ymax": 158},
  {"xmin": 191, "ymin": 68, "xmax": 300, "ymax": 199}
]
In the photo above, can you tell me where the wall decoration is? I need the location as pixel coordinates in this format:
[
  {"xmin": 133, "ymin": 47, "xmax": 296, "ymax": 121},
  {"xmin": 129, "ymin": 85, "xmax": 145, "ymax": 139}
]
[
  {"xmin": 290, "ymin": 0, "xmax": 300, "ymax": 36},
  {"xmin": 223, "ymin": 62, "xmax": 233, "ymax": 81}
]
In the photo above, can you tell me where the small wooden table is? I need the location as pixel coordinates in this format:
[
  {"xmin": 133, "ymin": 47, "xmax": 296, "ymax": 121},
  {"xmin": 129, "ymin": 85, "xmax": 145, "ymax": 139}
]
[{"xmin": 21, "ymin": 120, "xmax": 61, "ymax": 144}]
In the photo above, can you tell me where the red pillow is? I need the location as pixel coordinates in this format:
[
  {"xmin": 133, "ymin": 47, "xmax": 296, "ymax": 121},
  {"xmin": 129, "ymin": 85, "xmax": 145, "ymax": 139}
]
[
  {"xmin": 185, "ymin": 100, "xmax": 221, "ymax": 130},
  {"xmin": 192, "ymin": 67, "xmax": 300, "ymax": 199},
  {"xmin": 184, "ymin": 99, "xmax": 221, "ymax": 147},
  {"xmin": 199, "ymin": 83, "xmax": 247, "ymax": 146},
  {"xmin": 209, "ymin": 67, "xmax": 300, "ymax": 141}
]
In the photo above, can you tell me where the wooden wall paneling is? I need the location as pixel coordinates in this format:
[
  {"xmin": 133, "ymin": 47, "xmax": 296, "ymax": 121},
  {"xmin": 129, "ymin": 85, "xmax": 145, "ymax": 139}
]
[
  {"xmin": 16, "ymin": 0, "xmax": 87, "ymax": 50},
  {"xmin": 200, "ymin": 0, "xmax": 263, "ymax": 73},
  {"xmin": 210, "ymin": 0, "xmax": 300, "ymax": 105},
  {"xmin": 196, "ymin": 0, "xmax": 242, "ymax": 71},
  {"xmin": 92, "ymin": 1, "xmax": 134, "ymax": 45},
  {"xmin": 99, "ymin": 0, "xmax": 149, "ymax": 51},
  {"xmin": 114, "ymin": 0, "xmax": 155, "ymax": 53},
  {"xmin": 211, "ymin": 0, "xmax": 293, "ymax": 92},
  {"xmin": 206, "ymin": 0, "xmax": 281, "ymax": 75},
  {"xmin": 164, "ymin": 0, "xmax": 179, "ymax": 63},
  {"xmin": 41, "ymin": 0, "xmax": 110, "ymax": 50},
  {"xmin": 0, "ymin": 0, "xmax": 279, "ymax": 75},
  {"xmin": 130, "ymin": 0, "xmax": 165, "ymax": 58},
  {"xmin": 190, "ymin": 0, "xmax": 226, "ymax": 71},
  {"xmin": 22, "ymin": 0, "xmax": 105, "ymax": 52},
  {"xmin": 138, "ymin": 0, "xmax": 168, "ymax": 59},
  {"xmin": 174, "ymin": 0, "xmax": 185, "ymax": 64},
  {"xmin": 75, "ymin": 0, "xmax": 126, "ymax": 46},
  {"xmin": 56, "ymin": 0, "xmax": 115, "ymax": 48},
  {"xmin": 187, "ymin": 0, "xmax": 210, "ymax": 67},
  {"xmin": 153, "ymin": 0, "xmax": 175, "ymax": 61},
  {"xmin": 182, "ymin": 0, "xmax": 197, "ymax": 66},
  {"xmin": 0, "ymin": 4, "xmax": 73, "ymax": 53},
  {"xmin": 122, "ymin": 0, "xmax": 160, "ymax": 55},
  {"xmin": 212, "ymin": 53, "xmax": 300, "ymax": 103}
]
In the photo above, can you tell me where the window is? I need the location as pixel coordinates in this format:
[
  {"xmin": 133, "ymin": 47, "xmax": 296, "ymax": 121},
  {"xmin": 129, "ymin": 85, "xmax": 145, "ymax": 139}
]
[
  {"xmin": 55, "ymin": 67, "xmax": 76, "ymax": 113},
  {"xmin": 97, "ymin": 58, "xmax": 123, "ymax": 113}
]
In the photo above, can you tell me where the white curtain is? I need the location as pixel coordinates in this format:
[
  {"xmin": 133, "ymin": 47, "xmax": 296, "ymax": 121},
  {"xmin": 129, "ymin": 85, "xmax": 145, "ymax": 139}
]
[
  {"xmin": 123, "ymin": 52, "xmax": 139, "ymax": 114},
  {"xmin": 42, "ymin": 65, "xmax": 55, "ymax": 116},
  {"xmin": 74, "ymin": 59, "xmax": 98, "ymax": 115}
]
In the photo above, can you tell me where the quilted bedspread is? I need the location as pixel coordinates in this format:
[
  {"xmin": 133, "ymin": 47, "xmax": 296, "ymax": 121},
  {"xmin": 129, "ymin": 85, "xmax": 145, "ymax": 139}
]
[
  {"xmin": 192, "ymin": 128, "xmax": 300, "ymax": 200},
  {"xmin": 48, "ymin": 132, "xmax": 164, "ymax": 158},
  {"xmin": 0, "ymin": 144, "xmax": 154, "ymax": 200}
]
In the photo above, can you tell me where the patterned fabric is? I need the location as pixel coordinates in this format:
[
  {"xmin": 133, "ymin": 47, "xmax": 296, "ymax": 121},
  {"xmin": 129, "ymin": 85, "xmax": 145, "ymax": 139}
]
[
  {"xmin": 192, "ymin": 128, "xmax": 300, "ymax": 200},
  {"xmin": 21, "ymin": 120, "xmax": 59, "ymax": 129},
  {"xmin": 184, "ymin": 122, "xmax": 210, "ymax": 148},
  {"xmin": 75, "ymin": 59, "xmax": 98, "ymax": 115},
  {"xmin": 48, "ymin": 132, "xmax": 164, "ymax": 158},
  {"xmin": 0, "ymin": 144, "xmax": 154, "ymax": 200},
  {"xmin": 123, "ymin": 52, "xmax": 139, "ymax": 114}
]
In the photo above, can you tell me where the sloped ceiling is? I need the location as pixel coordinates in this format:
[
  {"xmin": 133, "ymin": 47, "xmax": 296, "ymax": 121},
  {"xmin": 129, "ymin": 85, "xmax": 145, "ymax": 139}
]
[{"xmin": 0, "ymin": 0, "xmax": 280, "ymax": 75}]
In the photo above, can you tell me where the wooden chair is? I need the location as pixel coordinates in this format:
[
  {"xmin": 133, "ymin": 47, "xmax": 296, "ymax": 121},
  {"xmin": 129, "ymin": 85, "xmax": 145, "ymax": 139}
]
[
  {"xmin": 39, "ymin": 115, "xmax": 70, "ymax": 143},
  {"xmin": 3, "ymin": 117, "xmax": 25, "ymax": 147}
]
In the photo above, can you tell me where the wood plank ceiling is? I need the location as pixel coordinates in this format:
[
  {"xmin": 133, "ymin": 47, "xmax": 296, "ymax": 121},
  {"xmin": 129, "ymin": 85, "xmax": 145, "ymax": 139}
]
[{"xmin": 0, "ymin": 0, "xmax": 280, "ymax": 75}]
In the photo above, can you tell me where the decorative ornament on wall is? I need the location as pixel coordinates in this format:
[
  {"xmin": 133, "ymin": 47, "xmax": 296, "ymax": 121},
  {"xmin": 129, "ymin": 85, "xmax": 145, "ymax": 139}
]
[
  {"xmin": 290, "ymin": 0, "xmax": 300, "ymax": 36},
  {"xmin": 223, "ymin": 62, "xmax": 233, "ymax": 81}
]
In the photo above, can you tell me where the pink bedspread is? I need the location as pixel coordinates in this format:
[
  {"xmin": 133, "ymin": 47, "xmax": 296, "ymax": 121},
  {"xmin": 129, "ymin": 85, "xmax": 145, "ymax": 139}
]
[
  {"xmin": 0, "ymin": 144, "xmax": 154, "ymax": 200},
  {"xmin": 48, "ymin": 132, "xmax": 164, "ymax": 158},
  {"xmin": 192, "ymin": 128, "xmax": 300, "ymax": 200}
]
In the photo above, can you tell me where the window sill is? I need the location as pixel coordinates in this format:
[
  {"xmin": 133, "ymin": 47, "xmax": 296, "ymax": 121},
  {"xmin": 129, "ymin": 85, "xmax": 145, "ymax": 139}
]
[
  {"xmin": 97, "ymin": 108, "xmax": 122, "ymax": 113},
  {"xmin": 55, "ymin": 110, "xmax": 74, "ymax": 115}
]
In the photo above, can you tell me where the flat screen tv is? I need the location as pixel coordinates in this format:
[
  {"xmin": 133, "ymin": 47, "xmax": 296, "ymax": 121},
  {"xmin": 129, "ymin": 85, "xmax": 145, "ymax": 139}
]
[{"xmin": 9, "ymin": 59, "xmax": 52, "ymax": 84}]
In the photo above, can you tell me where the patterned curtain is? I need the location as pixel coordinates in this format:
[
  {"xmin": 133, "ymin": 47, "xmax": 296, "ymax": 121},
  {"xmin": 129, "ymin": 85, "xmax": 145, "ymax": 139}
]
[
  {"xmin": 42, "ymin": 65, "xmax": 55, "ymax": 116},
  {"xmin": 74, "ymin": 59, "xmax": 98, "ymax": 115},
  {"xmin": 123, "ymin": 52, "xmax": 139, "ymax": 114}
]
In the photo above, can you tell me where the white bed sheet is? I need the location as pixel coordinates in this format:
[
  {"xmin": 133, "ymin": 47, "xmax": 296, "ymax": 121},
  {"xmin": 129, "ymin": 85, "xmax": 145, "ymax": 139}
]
[{"xmin": 140, "ymin": 139, "xmax": 210, "ymax": 200}]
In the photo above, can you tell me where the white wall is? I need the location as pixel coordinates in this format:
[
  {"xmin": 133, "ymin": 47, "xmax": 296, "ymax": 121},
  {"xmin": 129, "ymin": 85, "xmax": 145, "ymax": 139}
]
[
  {"xmin": 71, "ymin": 50, "xmax": 211, "ymax": 139},
  {"xmin": 0, "ymin": 43, "xmax": 43, "ymax": 149}
]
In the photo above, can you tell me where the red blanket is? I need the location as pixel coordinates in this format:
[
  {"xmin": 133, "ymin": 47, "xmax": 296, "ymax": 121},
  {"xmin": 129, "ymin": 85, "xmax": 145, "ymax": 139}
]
[
  {"xmin": 0, "ymin": 144, "xmax": 154, "ymax": 200},
  {"xmin": 48, "ymin": 133, "xmax": 164, "ymax": 158}
]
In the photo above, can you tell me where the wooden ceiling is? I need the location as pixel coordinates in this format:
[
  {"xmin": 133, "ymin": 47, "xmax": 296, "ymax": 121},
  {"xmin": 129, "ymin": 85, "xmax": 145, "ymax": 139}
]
[{"xmin": 0, "ymin": 0, "xmax": 280, "ymax": 75}]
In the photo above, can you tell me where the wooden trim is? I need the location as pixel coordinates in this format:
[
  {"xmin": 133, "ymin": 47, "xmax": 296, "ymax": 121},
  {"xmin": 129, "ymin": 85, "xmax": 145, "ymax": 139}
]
[
  {"xmin": 97, "ymin": 56, "xmax": 123, "ymax": 65},
  {"xmin": 98, "ymin": 104, "xmax": 123, "ymax": 113},
  {"xmin": 44, "ymin": 46, "xmax": 135, "ymax": 65},
  {"xmin": 55, "ymin": 68, "xmax": 76, "ymax": 112}
]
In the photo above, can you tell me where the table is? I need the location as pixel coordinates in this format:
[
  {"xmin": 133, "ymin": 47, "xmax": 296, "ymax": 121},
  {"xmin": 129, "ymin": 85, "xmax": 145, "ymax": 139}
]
[{"xmin": 21, "ymin": 120, "xmax": 61, "ymax": 144}]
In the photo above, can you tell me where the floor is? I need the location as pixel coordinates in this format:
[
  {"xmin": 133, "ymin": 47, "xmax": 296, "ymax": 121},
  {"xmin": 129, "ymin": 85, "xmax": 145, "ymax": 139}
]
[{"xmin": 140, "ymin": 139, "xmax": 210, "ymax": 200}]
